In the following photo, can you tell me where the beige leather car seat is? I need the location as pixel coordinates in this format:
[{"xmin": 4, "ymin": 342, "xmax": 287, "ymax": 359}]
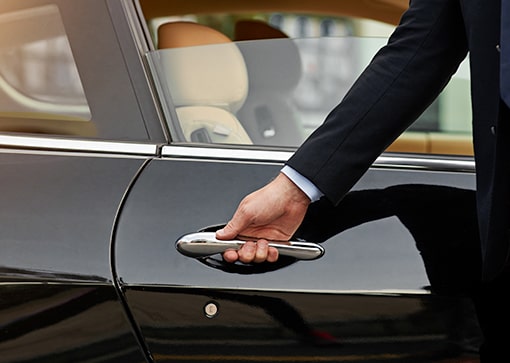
[
  {"xmin": 233, "ymin": 20, "xmax": 305, "ymax": 146},
  {"xmin": 157, "ymin": 21, "xmax": 252, "ymax": 144}
]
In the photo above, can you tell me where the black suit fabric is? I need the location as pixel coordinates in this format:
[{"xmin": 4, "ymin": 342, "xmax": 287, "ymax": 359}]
[{"xmin": 286, "ymin": 0, "xmax": 509, "ymax": 281}]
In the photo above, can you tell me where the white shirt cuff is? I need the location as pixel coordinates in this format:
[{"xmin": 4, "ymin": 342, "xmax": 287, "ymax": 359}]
[{"xmin": 281, "ymin": 165, "xmax": 323, "ymax": 202}]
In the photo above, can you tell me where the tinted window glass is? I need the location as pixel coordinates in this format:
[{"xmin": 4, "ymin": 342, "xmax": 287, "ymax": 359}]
[
  {"xmin": 0, "ymin": 4, "xmax": 94, "ymax": 136},
  {"xmin": 0, "ymin": 0, "xmax": 156, "ymax": 141},
  {"xmin": 148, "ymin": 34, "xmax": 472, "ymax": 155}
]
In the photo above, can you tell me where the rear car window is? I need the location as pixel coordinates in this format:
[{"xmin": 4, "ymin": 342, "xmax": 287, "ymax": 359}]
[{"xmin": 144, "ymin": 12, "xmax": 473, "ymax": 156}]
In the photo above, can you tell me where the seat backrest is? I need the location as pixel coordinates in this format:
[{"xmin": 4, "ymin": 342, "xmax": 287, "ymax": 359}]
[
  {"xmin": 233, "ymin": 20, "xmax": 305, "ymax": 146},
  {"xmin": 157, "ymin": 21, "xmax": 252, "ymax": 144}
]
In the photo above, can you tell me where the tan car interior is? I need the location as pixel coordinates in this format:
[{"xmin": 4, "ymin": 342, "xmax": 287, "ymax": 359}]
[
  {"xmin": 157, "ymin": 21, "xmax": 252, "ymax": 144},
  {"xmin": 0, "ymin": 4, "xmax": 96, "ymax": 136},
  {"xmin": 233, "ymin": 20, "xmax": 306, "ymax": 146},
  {"xmin": 140, "ymin": 0, "xmax": 409, "ymax": 25},
  {"xmin": 144, "ymin": 0, "xmax": 474, "ymax": 156}
]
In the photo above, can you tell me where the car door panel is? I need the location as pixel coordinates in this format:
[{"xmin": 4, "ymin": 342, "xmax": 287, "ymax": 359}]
[
  {"xmin": 0, "ymin": 0, "xmax": 162, "ymax": 361},
  {"xmin": 115, "ymin": 152, "xmax": 481, "ymax": 362},
  {"xmin": 0, "ymin": 150, "xmax": 147, "ymax": 362}
]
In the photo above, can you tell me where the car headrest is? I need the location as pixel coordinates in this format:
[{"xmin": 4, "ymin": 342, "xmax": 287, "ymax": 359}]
[
  {"xmin": 157, "ymin": 21, "xmax": 248, "ymax": 113},
  {"xmin": 233, "ymin": 20, "xmax": 302, "ymax": 92},
  {"xmin": 158, "ymin": 21, "xmax": 231, "ymax": 48},
  {"xmin": 234, "ymin": 19, "xmax": 289, "ymax": 41}
]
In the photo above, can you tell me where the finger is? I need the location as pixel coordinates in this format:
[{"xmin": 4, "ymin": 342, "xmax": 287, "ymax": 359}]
[
  {"xmin": 253, "ymin": 240, "xmax": 269, "ymax": 263},
  {"xmin": 217, "ymin": 193, "xmax": 260, "ymax": 240},
  {"xmin": 238, "ymin": 241, "xmax": 256, "ymax": 263},
  {"xmin": 216, "ymin": 210, "xmax": 250, "ymax": 240},
  {"xmin": 266, "ymin": 246, "xmax": 279, "ymax": 263},
  {"xmin": 215, "ymin": 223, "xmax": 237, "ymax": 240},
  {"xmin": 223, "ymin": 249, "xmax": 239, "ymax": 263}
]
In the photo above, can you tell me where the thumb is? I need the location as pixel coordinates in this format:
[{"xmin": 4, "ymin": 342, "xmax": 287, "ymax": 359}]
[
  {"xmin": 217, "ymin": 205, "xmax": 254, "ymax": 240},
  {"xmin": 216, "ymin": 220, "xmax": 241, "ymax": 240}
]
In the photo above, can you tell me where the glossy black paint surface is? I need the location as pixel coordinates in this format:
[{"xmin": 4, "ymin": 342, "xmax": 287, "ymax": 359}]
[
  {"xmin": 125, "ymin": 287, "xmax": 481, "ymax": 362},
  {"xmin": 115, "ymin": 158, "xmax": 475, "ymax": 290},
  {"xmin": 0, "ymin": 151, "xmax": 148, "ymax": 362},
  {"xmin": 0, "ymin": 151, "xmax": 145, "ymax": 279},
  {"xmin": 0, "ymin": 280, "xmax": 145, "ymax": 363},
  {"xmin": 115, "ymin": 156, "xmax": 480, "ymax": 361}
]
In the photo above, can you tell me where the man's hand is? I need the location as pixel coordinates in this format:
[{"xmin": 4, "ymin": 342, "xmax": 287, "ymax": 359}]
[{"xmin": 216, "ymin": 172, "xmax": 311, "ymax": 263}]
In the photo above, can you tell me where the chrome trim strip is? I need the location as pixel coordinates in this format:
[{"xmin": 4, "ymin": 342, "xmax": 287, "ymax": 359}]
[
  {"xmin": 123, "ymin": 282, "xmax": 430, "ymax": 296},
  {"xmin": 162, "ymin": 145, "xmax": 294, "ymax": 162},
  {"xmin": 374, "ymin": 155, "xmax": 475, "ymax": 172},
  {"xmin": 0, "ymin": 135, "xmax": 158, "ymax": 155},
  {"xmin": 162, "ymin": 145, "xmax": 476, "ymax": 172}
]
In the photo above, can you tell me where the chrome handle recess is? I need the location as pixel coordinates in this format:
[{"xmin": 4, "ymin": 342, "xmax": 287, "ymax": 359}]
[{"xmin": 176, "ymin": 232, "xmax": 324, "ymax": 261}]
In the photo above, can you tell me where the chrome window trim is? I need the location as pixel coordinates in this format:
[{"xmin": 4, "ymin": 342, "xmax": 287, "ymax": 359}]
[
  {"xmin": 2, "ymin": 136, "xmax": 474, "ymax": 172},
  {"xmin": 374, "ymin": 155, "xmax": 475, "ymax": 172},
  {"xmin": 162, "ymin": 145, "xmax": 476, "ymax": 173},
  {"xmin": 0, "ymin": 134, "xmax": 159, "ymax": 155},
  {"xmin": 162, "ymin": 145, "xmax": 294, "ymax": 162}
]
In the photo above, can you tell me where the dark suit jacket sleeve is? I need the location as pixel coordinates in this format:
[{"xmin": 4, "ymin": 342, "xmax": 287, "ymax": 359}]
[{"xmin": 286, "ymin": 0, "xmax": 469, "ymax": 205}]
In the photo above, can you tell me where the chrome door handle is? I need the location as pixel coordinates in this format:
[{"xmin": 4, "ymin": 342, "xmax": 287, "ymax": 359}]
[{"xmin": 176, "ymin": 232, "xmax": 324, "ymax": 260}]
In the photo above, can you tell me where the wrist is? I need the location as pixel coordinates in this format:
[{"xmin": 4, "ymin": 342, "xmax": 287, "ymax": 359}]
[
  {"xmin": 276, "ymin": 172, "xmax": 311, "ymax": 205},
  {"xmin": 280, "ymin": 165, "xmax": 323, "ymax": 202}
]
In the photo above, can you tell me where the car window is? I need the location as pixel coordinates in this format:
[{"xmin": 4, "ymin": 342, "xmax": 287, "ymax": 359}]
[
  {"xmin": 0, "ymin": 4, "xmax": 94, "ymax": 136},
  {"xmin": 0, "ymin": 0, "xmax": 156, "ymax": 141},
  {"xmin": 146, "ymin": 15, "xmax": 472, "ymax": 156}
]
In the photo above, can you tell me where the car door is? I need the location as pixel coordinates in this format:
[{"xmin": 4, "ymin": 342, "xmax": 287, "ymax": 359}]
[
  {"xmin": 115, "ymin": 148, "xmax": 481, "ymax": 363},
  {"xmin": 113, "ymin": 4, "xmax": 482, "ymax": 362},
  {"xmin": 0, "ymin": 0, "xmax": 164, "ymax": 361}
]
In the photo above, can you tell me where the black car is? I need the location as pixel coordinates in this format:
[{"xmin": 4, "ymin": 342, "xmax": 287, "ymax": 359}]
[{"xmin": 0, "ymin": 0, "xmax": 480, "ymax": 362}]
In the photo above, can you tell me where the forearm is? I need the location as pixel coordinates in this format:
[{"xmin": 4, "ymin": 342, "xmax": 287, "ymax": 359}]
[{"xmin": 288, "ymin": 0, "xmax": 468, "ymax": 205}]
